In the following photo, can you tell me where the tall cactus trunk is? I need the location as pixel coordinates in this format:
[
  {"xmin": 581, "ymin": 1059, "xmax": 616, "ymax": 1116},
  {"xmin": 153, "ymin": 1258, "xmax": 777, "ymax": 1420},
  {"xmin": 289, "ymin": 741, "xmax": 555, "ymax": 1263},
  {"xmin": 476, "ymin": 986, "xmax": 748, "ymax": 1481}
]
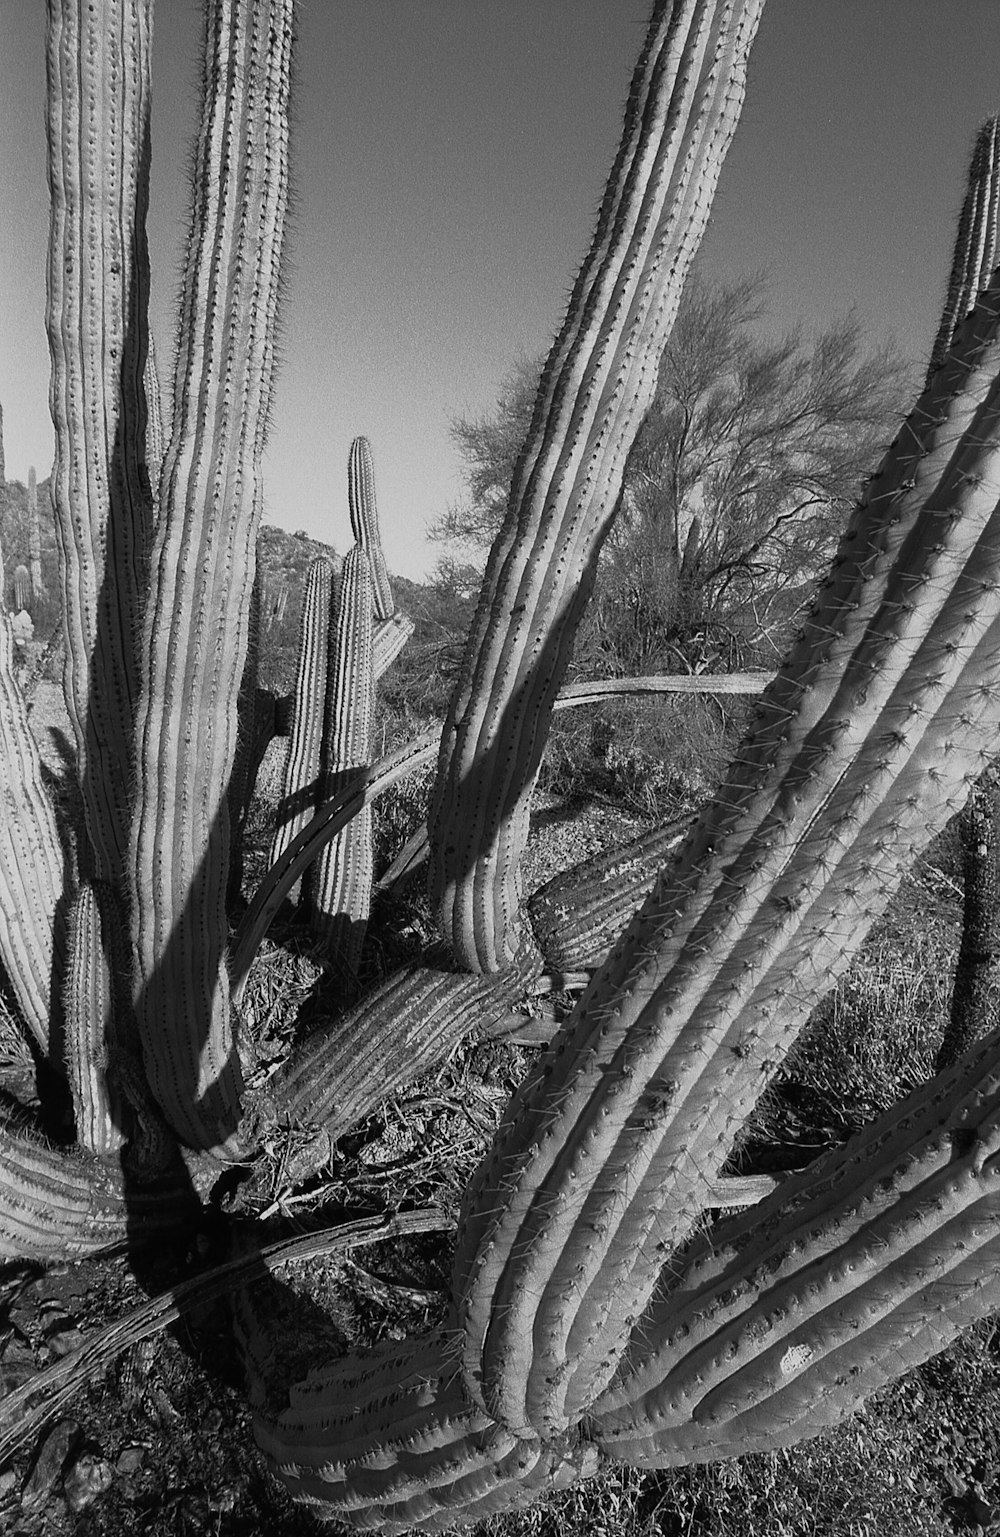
[
  {"xmin": 129, "ymin": 0, "xmax": 294, "ymax": 1149},
  {"xmin": 427, "ymin": 0, "xmax": 764, "ymax": 976},
  {"xmin": 45, "ymin": 0, "xmax": 153, "ymax": 889}
]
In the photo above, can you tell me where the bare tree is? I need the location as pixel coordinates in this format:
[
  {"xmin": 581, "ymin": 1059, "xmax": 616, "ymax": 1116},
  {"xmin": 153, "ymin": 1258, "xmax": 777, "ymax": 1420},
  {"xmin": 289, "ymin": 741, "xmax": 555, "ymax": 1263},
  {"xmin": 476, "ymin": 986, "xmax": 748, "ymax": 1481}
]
[{"xmin": 432, "ymin": 273, "xmax": 913, "ymax": 675}]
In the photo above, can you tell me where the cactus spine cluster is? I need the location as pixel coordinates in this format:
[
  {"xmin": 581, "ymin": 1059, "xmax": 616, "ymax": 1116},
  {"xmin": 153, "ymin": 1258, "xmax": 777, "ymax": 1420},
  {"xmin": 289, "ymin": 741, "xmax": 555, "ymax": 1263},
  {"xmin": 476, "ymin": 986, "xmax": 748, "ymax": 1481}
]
[{"xmin": 11, "ymin": 2, "xmax": 1000, "ymax": 1531}]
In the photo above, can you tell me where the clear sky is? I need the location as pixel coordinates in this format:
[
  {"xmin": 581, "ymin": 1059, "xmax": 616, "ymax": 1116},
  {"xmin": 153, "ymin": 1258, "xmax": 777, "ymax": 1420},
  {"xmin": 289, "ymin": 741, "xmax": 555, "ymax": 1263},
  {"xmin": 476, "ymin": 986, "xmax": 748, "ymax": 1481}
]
[{"xmin": 2, "ymin": 1, "xmax": 1000, "ymax": 581}]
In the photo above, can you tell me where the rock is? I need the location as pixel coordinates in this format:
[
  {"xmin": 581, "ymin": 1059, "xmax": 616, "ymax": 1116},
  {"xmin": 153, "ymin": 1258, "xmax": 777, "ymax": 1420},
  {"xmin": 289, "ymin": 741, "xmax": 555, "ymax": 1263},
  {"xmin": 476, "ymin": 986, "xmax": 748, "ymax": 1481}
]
[{"xmin": 63, "ymin": 1451, "xmax": 113, "ymax": 1514}]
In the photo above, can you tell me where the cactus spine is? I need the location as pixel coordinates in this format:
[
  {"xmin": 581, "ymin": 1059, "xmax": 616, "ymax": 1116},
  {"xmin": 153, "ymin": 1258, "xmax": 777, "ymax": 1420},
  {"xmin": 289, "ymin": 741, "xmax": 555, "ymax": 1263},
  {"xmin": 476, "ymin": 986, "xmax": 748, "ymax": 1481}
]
[
  {"xmin": 428, "ymin": 0, "xmax": 764, "ymax": 976},
  {"xmin": 130, "ymin": 0, "xmax": 294, "ymax": 1148}
]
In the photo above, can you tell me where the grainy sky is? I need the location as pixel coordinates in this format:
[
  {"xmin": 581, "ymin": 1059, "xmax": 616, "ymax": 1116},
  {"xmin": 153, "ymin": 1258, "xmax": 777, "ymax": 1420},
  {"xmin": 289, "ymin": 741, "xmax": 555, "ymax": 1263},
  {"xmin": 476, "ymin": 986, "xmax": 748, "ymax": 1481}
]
[{"xmin": 2, "ymin": 1, "xmax": 1000, "ymax": 580}]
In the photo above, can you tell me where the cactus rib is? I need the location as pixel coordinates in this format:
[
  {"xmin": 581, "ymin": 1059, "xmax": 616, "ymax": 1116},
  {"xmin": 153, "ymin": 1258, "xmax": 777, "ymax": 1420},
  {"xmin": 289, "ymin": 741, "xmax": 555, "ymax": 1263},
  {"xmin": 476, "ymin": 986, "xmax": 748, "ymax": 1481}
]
[
  {"xmin": 451, "ymin": 273, "xmax": 1000, "ymax": 1439},
  {"xmin": 129, "ymin": 0, "xmax": 294, "ymax": 1148},
  {"xmin": 427, "ymin": 0, "xmax": 764, "ymax": 975},
  {"xmin": 45, "ymin": 0, "xmax": 152, "ymax": 882}
]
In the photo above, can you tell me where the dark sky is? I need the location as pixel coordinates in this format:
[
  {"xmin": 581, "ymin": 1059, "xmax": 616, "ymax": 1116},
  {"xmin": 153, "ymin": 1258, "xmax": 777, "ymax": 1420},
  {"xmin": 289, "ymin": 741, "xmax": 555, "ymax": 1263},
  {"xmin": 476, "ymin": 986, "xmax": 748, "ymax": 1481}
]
[{"xmin": 2, "ymin": 2, "xmax": 1000, "ymax": 579}]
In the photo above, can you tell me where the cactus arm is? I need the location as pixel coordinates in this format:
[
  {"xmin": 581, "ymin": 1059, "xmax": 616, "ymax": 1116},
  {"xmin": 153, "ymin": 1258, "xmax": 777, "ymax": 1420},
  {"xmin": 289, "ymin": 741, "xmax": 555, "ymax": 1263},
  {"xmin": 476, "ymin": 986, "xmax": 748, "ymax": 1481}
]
[
  {"xmin": 248, "ymin": 1326, "xmax": 601, "ymax": 1534},
  {"xmin": 451, "ymin": 277, "xmax": 1000, "ymax": 1439},
  {"xmin": 269, "ymin": 557, "xmax": 333, "ymax": 881},
  {"xmin": 0, "ymin": 1108, "xmax": 197, "ymax": 1261},
  {"xmin": 348, "ymin": 436, "xmax": 395, "ymax": 620},
  {"xmin": 231, "ymin": 726, "xmax": 441, "ymax": 1002},
  {"xmin": 311, "ymin": 546, "xmax": 376, "ymax": 974},
  {"xmin": 129, "ymin": 0, "xmax": 294, "ymax": 1148},
  {"xmin": 44, "ymin": 0, "xmax": 153, "ymax": 882},
  {"xmin": 427, "ymin": 0, "xmax": 764, "ymax": 975},
  {"xmin": 64, "ymin": 884, "xmax": 125, "ymax": 1156},
  {"xmin": 527, "ymin": 818, "xmax": 688, "ymax": 970},
  {"xmin": 0, "ymin": 544, "xmax": 66, "ymax": 1056},
  {"xmin": 590, "ymin": 1027, "xmax": 1000, "ymax": 1464},
  {"xmin": 928, "ymin": 116, "xmax": 1000, "ymax": 382},
  {"xmin": 373, "ymin": 610, "xmax": 414, "ymax": 678},
  {"xmin": 260, "ymin": 961, "xmax": 536, "ymax": 1187}
]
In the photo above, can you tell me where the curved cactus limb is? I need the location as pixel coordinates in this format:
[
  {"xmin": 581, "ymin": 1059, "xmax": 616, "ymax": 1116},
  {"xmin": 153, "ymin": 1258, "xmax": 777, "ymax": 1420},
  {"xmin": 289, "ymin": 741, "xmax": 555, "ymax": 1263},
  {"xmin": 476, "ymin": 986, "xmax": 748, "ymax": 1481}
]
[
  {"xmin": 247, "ymin": 1325, "xmax": 601, "ymax": 1534},
  {"xmin": 451, "ymin": 273, "xmax": 1000, "ymax": 1438},
  {"xmin": 590, "ymin": 1024, "xmax": 1000, "ymax": 1465},
  {"xmin": 129, "ymin": 0, "xmax": 294, "ymax": 1148},
  {"xmin": 0, "ymin": 544, "xmax": 67, "ymax": 1057},
  {"xmin": 427, "ymin": 0, "xmax": 765, "ymax": 975},
  {"xmin": 45, "ymin": 0, "xmax": 153, "ymax": 883}
]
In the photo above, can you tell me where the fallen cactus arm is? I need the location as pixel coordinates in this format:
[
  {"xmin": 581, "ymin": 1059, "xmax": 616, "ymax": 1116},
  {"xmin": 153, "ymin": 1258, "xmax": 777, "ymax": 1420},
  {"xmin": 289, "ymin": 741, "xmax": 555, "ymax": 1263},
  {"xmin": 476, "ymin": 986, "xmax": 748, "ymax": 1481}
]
[
  {"xmin": 0, "ymin": 1208, "xmax": 450, "ymax": 1471},
  {"xmin": 427, "ymin": 0, "xmax": 765, "ymax": 975}
]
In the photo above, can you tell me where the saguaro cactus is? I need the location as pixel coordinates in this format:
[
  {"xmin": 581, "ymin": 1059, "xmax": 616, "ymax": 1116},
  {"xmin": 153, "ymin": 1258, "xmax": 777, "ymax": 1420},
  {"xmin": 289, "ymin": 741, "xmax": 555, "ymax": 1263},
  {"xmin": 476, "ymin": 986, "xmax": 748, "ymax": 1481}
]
[
  {"xmin": 27, "ymin": 467, "xmax": 45, "ymax": 604},
  {"xmin": 15, "ymin": 3, "xmax": 1000, "ymax": 1533}
]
